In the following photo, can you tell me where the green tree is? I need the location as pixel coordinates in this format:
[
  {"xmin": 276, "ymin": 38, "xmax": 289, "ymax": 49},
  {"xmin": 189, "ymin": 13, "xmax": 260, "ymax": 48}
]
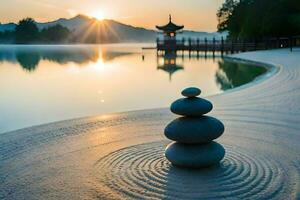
[
  {"xmin": 217, "ymin": 0, "xmax": 238, "ymax": 32},
  {"xmin": 217, "ymin": 0, "xmax": 300, "ymax": 39},
  {"xmin": 15, "ymin": 18, "xmax": 39, "ymax": 44},
  {"xmin": 40, "ymin": 24, "xmax": 71, "ymax": 43}
]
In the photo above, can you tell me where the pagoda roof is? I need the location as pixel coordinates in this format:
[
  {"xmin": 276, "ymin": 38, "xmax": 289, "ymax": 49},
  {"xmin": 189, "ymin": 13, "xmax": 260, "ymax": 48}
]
[{"xmin": 156, "ymin": 15, "xmax": 184, "ymax": 32}]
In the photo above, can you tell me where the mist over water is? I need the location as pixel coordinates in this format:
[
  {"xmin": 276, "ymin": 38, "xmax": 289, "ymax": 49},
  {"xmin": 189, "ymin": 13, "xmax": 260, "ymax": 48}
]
[{"xmin": 0, "ymin": 44, "xmax": 266, "ymax": 133}]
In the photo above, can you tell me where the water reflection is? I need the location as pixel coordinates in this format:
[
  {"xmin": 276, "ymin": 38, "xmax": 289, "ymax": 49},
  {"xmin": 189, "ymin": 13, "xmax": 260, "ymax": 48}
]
[
  {"xmin": 16, "ymin": 51, "xmax": 40, "ymax": 71},
  {"xmin": 0, "ymin": 46, "xmax": 267, "ymax": 88},
  {"xmin": 0, "ymin": 45, "xmax": 267, "ymax": 133},
  {"xmin": 0, "ymin": 46, "xmax": 266, "ymax": 89},
  {"xmin": 157, "ymin": 52, "xmax": 184, "ymax": 81},
  {"xmin": 216, "ymin": 59, "xmax": 267, "ymax": 90},
  {"xmin": 0, "ymin": 46, "xmax": 132, "ymax": 72}
]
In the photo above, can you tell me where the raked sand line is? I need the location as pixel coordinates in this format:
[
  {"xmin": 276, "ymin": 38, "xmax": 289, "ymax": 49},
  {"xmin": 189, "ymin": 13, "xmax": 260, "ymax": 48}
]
[{"xmin": 1, "ymin": 49, "xmax": 300, "ymax": 200}]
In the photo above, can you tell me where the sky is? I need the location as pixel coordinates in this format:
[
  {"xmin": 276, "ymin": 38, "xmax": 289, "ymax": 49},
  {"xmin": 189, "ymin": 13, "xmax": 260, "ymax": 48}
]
[{"xmin": 0, "ymin": 0, "xmax": 225, "ymax": 32}]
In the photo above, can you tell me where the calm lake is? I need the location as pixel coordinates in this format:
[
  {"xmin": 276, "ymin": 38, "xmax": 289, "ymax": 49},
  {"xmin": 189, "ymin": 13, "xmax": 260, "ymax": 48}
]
[{"xmin": 0, "ymin": 44, "xmax": 266, "ymax": 133}]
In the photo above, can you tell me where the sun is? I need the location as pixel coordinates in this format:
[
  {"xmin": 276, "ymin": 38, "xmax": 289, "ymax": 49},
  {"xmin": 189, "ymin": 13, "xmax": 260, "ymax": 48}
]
[{"xmin": 90, "ymin": 11, "xmax": 105, "ymax": 21}]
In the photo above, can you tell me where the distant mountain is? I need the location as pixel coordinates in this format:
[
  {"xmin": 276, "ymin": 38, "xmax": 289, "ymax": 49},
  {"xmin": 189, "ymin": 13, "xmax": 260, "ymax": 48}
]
[
  {"xmin": 0, "ymin": 15, "xmax": 227, "ymax": 43},
  {"xmin": 0, "ymin": 23, "xmax": 16, "ymax": 32},
  {"xmin": 37, "ymin": 15, "xmax": 91, "ymax": 30}
]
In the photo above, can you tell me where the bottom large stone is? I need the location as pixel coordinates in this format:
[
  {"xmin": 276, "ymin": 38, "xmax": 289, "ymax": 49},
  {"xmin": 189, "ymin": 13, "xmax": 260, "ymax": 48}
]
[{"xmin": 165, "ymin": 142, "xmax": 225, "ymax": 168}]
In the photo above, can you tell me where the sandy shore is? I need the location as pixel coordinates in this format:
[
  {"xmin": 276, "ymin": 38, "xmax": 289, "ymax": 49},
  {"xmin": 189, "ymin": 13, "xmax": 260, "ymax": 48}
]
[{"xmin": 1, "ymin": 48, "xmax": 300, "ymax": 199}]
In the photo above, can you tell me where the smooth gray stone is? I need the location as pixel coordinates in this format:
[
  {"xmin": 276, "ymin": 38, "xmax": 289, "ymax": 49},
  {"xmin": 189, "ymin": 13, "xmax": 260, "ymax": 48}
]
[
  {"xmin": 181, "ymin": 87, "xmax": 201, "ymax": 97},
  {"xmin": 164, "ymin": 116, "xmax": 225, "ymax": 144},
  {"xmin": 171, "ymin": 97, "xmax": 213, "ymax": 116},
  {"xmin": 164, "ymin": 116, "xmax": 224, "ymax": 143},
  {"xmin": 165, "ymin": 142, "xmax": 225, "ymax": 168}
]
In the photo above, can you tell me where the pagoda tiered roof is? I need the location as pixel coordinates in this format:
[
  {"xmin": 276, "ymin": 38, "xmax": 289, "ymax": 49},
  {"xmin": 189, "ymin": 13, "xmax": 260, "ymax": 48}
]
[{"xmin": 156, "ymin": 15, "xmax": 184, "ymax": 33}]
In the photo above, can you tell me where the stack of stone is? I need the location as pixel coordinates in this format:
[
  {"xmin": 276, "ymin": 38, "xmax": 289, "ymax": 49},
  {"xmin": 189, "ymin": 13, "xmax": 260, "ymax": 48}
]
[{"xmin": 164, "ymin": 87, "xmax": 225, "ymax": 168}]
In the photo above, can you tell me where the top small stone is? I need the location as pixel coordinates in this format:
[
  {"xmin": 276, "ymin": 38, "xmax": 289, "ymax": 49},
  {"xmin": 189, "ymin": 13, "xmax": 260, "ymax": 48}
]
[{"xmin": 181, "ymin": 87, "xmax": 201, "ymax": 98}]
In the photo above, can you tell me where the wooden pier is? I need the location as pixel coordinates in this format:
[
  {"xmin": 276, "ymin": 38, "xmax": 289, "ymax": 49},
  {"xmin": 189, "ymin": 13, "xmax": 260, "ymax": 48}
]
[{"xmin": 157, "ymin": 36, "xmax": 300, "ymax": 55}]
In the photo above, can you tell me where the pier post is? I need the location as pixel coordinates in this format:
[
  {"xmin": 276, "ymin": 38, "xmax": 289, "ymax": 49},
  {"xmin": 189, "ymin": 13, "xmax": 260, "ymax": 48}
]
[
  {"xmin": 231, "ymin": 39, "xmax": 234, "ymax": 54},
  {"xmin": 264, "ymin": 38, "xmax": 267, "ymax": 50},
  {"xmin": 156, "ymin": 37, "xmax": 159, "ymax": 56},
  {"xmin": 290, "ymin": 36, "xmax": 293, "ymax": 52},
  {"xmin": 182, "ymin": 38, "xmax": 185, "ymax": 52},
  {"xmin": 242, "ymin": 39, "xmax": 246, "ymax": 52},
  {"xmin": 188, "ymin": 38, "xmax": 192, "ymax": 58},
  {"xmin": 205, "ymin": 37, "xmax": 208, "ymax": 54},
  {"xmin": 212, "ymin": 37, "xmax": 216, "ymax": 57},
  {"xmin": 221, "ymin": 37, "xmax": 224, "ymax": 56},
  {"xmin": 197, "ymin": 38, "xmax": 200, "ymax": 57}
]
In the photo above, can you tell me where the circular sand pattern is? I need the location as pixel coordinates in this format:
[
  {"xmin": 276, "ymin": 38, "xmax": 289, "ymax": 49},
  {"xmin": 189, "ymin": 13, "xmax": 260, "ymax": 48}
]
[{"xmin": 94, "ymin": 141, "xmax": 289, "ymax": 200}]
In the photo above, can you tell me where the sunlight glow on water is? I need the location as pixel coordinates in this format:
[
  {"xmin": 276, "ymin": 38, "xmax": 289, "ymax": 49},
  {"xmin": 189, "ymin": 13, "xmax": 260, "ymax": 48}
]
[{"xmin": 0, "ymin": 44, "xmax": 266, "ymax": 133}]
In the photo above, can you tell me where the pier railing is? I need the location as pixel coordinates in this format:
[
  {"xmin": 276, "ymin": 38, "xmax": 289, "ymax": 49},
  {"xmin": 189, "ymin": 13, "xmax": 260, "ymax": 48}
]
[{"xmin": 157, "ymin": 36, "xmax": 300, "ymax": 54}]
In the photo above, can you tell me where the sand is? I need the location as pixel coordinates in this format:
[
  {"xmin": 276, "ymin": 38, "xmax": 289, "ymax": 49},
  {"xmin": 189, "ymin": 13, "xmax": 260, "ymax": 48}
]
[{"xmin": 1, "ymin": 48, "xmax": 300, "ymax": 200}]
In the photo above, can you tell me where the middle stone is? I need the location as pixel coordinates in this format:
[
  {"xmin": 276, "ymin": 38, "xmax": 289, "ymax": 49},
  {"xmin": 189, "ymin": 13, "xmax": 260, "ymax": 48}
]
[{"xmin": 164, "ymin": 116, "xmax": 225, "ymax": 144}]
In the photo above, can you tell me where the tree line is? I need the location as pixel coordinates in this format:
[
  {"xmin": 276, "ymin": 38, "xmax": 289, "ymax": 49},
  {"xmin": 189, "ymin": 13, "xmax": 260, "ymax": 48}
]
[
  {"xmin": 0, "ymin": 18, "xmax": 71, "ymax": 44},
  {"xmin": 217, "ymin": 0, "xmax": 300, "ymax": 39}
]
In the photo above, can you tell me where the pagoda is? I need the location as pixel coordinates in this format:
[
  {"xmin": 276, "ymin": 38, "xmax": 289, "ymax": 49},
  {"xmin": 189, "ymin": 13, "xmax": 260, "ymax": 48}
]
[{"xmin": 156, "ymin": 15, "xmax": 184, "ymax": 50}]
